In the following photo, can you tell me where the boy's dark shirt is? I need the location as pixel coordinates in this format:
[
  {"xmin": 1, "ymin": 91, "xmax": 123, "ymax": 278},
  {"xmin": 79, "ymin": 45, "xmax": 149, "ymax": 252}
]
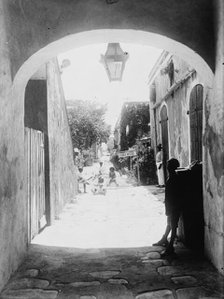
[{"xmin": 165, "ymin": 172, "xmax": 182, "ymax": 216}]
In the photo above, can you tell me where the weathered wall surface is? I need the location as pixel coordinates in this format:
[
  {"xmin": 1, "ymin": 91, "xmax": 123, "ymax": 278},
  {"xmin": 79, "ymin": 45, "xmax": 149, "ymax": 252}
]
[
  {"xmin": 0, "ymin": 1, "xmax": 27, "ymax": 291},
  {"xmin": 0, "ymin": 0, "xmax": 79, "ymax": 287},
  {"xmin": 150, "ymin": 55, "xmax": 208, "ymax": 167},
  {"xmin": 153, "ymin": 55, "xmax": 193, "ymax": 102},
  {"xmin": 5, "ymin": 0, "xmax": 214, "ymax": 77},
  {"xmin": 149, "ymin": 42, "xmax": 224, "ymax": 273},
  {"xmin": 47, "ymin": 58, "xmax": 77, "ymax": 221},
  {"xmin": 0, "ymin": 49, "xmax": 77, "ymax": 291},
  {"xmin": 203, "ymin": 0, "xmax": 224, "ymax": 274}
]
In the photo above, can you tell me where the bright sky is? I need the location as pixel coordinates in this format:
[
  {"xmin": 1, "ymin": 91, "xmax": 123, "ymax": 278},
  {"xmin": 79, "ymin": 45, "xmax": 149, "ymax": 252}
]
[{"xmin": 58, "ymin": 44, "xmax": 162, "ymax": 128}]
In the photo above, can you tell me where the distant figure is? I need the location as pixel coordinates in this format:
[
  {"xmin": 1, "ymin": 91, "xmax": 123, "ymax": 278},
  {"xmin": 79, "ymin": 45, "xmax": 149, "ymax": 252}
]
[
  {"xmin": 77, "ymin": 151, "xmax": 85, "ymax": 168},
  {"xmin": 156, "ymin": 144, "xmax": 165, "ymax": 187},
  {"xmin": 74, "ymin": 148, "xmax": 79, "ymax": 165},
  {"xmin": 153, "ymin": 158, "xmax": 181, "ymax": 256},
  {"xmin": 99, "ymin": 161, "xmax": 104, "ymax": 174},
  {"xmin": 110, "ymin": 151, "xmax": 121, "ymax": 173},
  {"xmin": 92, "ymin": 171, "xmax": 107, "ymax": 195},
  {"xmin": 78, "ymin": 167, "xmax": 87, "ymax": 193},
  {"xmin": 98, "ymin": 161, "xmax": 107, "ymax": 177},
  {"xmin": 108, "ymin": 167, "xmax": 119, "ymax": 186}
]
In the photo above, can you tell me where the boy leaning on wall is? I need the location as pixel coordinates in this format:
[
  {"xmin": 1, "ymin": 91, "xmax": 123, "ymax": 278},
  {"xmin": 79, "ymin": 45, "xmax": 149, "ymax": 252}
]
[{"xmin": 153, "ymin": 158, "xmax": 182, "ymax": 257}]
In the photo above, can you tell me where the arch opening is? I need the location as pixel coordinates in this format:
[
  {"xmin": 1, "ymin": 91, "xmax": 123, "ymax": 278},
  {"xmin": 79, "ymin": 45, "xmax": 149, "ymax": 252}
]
[
  {"xmin": 14, "ymin": 29, "xmax": 214, "ymax": 249},
  {"xmin": 12, "ymin": 29, "xmax": 213, "ymax": 96}
]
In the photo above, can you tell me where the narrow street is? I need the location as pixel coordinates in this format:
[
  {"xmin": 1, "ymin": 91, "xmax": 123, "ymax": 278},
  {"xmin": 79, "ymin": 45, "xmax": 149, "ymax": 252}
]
[
  {"xmin": 31, "ymin": 159, "xmax": 166, "ymax": 249},
  {"xmin": 1, "ymin": 162, "xmax": 223, "ymax": 299}
]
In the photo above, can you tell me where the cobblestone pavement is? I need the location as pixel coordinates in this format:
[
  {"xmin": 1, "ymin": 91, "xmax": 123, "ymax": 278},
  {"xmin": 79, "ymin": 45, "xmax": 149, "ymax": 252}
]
[
  {"xmin": 1, "ymin": 167, "xmax": 224, "ymax": 298},
  {"xmin": 1, "ymin": 244, "xmax": 223, "ymax": 299}
]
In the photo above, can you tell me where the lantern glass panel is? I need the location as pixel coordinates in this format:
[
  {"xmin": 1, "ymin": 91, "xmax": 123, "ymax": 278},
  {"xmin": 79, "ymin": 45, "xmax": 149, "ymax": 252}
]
[
  {"xmin": 107, "ymin": 61, "xmax": 123, "ymax": 80},
  {"xmin": 101, "ymin": 43, "xmax": 128, "ymax": 81}
]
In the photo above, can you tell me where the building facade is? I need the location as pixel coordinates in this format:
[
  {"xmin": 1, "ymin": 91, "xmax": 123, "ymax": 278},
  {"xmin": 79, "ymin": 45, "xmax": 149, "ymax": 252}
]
[
  {"xmin": 148, "ymin": 51, "xmax": 209, "ymax": 252},
  {"xmin": 149, "ymin": 52, "xmax": 205, "ymax": 168}
]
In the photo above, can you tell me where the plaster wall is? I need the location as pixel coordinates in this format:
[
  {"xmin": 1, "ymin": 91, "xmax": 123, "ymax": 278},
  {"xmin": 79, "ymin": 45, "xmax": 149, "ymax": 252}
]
[
  {"xmin": 203, "ymin": 0, "xmax": 224, "ymax": 274},
  {"xmin": 153, "ymin": 55, "xmax": 194, "ymax": 102},
  {"xmin": 0, "ymin": 1, "xmax": 27, "ymax": 291},
  {"xmin": 46, "ymin": 58, "xmax": 77, "ymax": 221},
  {"xmin": 167, "ymin": 72, "xmax": 208, "ymax": 167},
  {"xmin": 150, "ymin": 55, "xmax": 209, "ymax": 167}
]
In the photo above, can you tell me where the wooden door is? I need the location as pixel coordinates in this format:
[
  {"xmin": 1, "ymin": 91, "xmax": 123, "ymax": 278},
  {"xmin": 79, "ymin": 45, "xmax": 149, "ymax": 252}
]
[
  {"xmin": 25, "ymin": 128, "xmax": 46, "ymax": 241},
  {"xmin": 160, "ymin": 105, "xmax": 169, "ymax": 180},
  {"xmin": 189, "ymin": 84, "xmax": 203, "ymax": 162}
]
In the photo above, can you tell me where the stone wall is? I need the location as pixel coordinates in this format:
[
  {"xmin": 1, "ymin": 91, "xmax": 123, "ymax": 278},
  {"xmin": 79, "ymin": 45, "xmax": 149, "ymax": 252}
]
[
  {"xmin": 203, "ymin": 0, "xmax": 224, "ymax": 274},
  {"xmin": 46, "ymin": 58, "xmax": 77, "ymax": 222},
  {"xmin": 0, "ymin": 51, "xmax": 77, "ymax": 292},
  {"xmin": 0, "ymin": 1, "xmax": 27, "ymax": 291}
]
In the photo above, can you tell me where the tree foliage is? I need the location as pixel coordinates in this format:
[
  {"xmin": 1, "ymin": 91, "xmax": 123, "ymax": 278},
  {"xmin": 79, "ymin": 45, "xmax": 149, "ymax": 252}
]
[
  {"xmin": 119, "ymin": 102, "xmax": 150, "ymax": 150},
  {"xmin": 67, "ymin": 100, "xmax": 111, "ymax": 150}
]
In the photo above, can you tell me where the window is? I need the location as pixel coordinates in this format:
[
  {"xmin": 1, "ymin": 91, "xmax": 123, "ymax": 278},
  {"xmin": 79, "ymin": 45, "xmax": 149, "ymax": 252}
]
[{"xmin": 149, "ymin": 81, "xmax": 156, "ymax": 104}]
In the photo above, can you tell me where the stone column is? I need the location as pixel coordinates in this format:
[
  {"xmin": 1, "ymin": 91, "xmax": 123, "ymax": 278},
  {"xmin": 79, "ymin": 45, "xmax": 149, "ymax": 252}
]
[
  {"xmin": 203, "ymin": 0, "xmax": 224, "ymax": 275},
  {"xmin": 0, "ymin": 0, "xmax": 27, "ymax": 291}
]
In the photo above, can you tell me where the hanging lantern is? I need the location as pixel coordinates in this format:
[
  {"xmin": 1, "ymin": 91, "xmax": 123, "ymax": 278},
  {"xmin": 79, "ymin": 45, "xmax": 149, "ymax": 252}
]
[{"xmin": 100, "ymin": 43, "xmax": 129, "ymax": 82}]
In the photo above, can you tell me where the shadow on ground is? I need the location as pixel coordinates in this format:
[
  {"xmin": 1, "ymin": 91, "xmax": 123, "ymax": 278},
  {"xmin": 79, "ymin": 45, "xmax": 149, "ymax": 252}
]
[{"xmin": 1, "ymin": 244, "xmax": 224, "ymax": 298}]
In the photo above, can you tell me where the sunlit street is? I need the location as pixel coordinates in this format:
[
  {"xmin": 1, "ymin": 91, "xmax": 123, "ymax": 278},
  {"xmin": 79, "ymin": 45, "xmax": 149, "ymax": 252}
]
[{"xmin": 32, "ymin": 159, "xmax": 166, "ymax": 249}]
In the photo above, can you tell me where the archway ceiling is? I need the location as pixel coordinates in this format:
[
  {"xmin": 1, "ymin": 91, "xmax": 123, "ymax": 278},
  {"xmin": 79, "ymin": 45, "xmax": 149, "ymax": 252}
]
[{"xmin": 7, "ymin": 0, "xmax": 214, "ymax": 77}]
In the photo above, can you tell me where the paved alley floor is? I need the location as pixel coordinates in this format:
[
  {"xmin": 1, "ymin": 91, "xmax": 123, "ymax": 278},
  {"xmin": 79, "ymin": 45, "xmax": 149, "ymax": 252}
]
[
  {"xmin": 31, "ymin": 186, "xmax": 166, "ymax": 249},
  {"xmin": 1, "ymin": 171, "xmax": 224, "ymax": 298}
]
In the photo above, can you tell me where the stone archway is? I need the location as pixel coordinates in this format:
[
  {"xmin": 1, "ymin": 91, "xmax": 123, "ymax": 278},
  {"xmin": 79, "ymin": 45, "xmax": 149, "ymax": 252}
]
[
  {"xmin": 0, "ymin": 1, "xmax": 223, "ymax": 293},
  {"xmin": 11, "ymin": 27, "xmax": 215, "ymax": 254},
  {"xmin": 11, "ymin": 29, "xmax": 214, "ymax": 238},
  {"xmin": 2, "ymin": 25, "xmax": 222, "ymax": 294}
]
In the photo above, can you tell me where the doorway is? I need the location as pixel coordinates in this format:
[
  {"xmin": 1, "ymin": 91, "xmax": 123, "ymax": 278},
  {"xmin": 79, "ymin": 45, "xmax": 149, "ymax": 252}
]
[{"xmin": 24, "ymin": 79, "xmax": 49, "ymax": 241}]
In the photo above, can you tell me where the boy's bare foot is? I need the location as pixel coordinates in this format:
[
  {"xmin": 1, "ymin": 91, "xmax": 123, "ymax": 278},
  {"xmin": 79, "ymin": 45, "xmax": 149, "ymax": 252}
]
[{"xmin": 153, "ymin": 236, "xmax": 168, "ymax": 247}]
